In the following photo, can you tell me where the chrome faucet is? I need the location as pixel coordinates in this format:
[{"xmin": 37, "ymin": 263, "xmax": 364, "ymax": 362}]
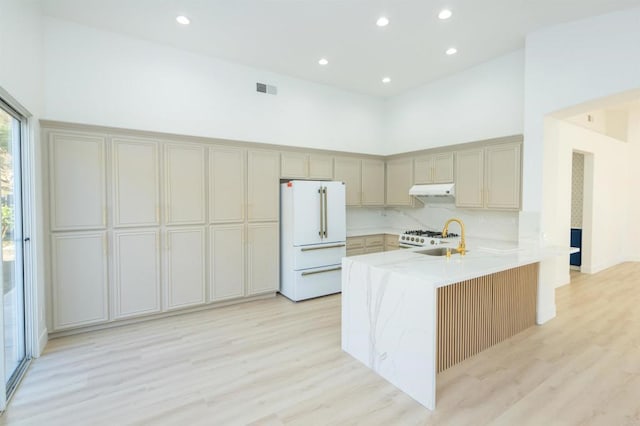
[{"xmin": 442, "ymin": 218, "xmax": 466, "ymax": 256}]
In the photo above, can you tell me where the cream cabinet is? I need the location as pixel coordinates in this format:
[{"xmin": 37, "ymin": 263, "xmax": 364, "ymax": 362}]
[
  {"xmin": 308, "ymin": 154, "xmax": 334, "ymax": 179},
  {"xmin": 210, "ymin": 146, "xmax": 246, "ymax": 223},
  {"xmin": 361, "ymin": 160, "xmax": 385, "ymax": 206},
  {"xmin": 49, "ymin": 132, "xmax": 106, "ymax": 231},
  {"xmin": 164, "ymin": 227, "xmax": 206, "ymax": 310},
  {"xmin": 346, "ymin": 236, "xmax": 366, "ymax": 256},
  {"xmin": 455, "ymin": 149, "xmax": 485, "ymax": 208},
  {"xmin": 248, "ymin": 150, "xmax": 280, "ymax": 222},
  {"xmin": 455, "ymin": 143, "xmax": 521, "ymax": 210},
  {"xmin": 384, "ymin": 234, "xmax": 400, "ymax": 251},
  {"xmin": 247, "ymin": 222, "xmax": 279, "ymax": 295},
  {"xmin": 414, "ymin": 152, "xmax": 454, "ymax": 184},
  {"xmin": 485, "ymin": 143, "xmax": 522, "ymax": 210},
  {"xmin": 334, "ymin": 157, "xmax": 362, "ymax": 207},
  {"xmin": 112, "ymin": 138, "xmax": 159, "ymax": 227},
  {"xmin": 112, "ymin": 229, "xmax": 161, "ymax": 319},
  {"xmin": 386, "ymin": 158, "xmax": 414, "ymax": 206},
  {"xmin": 165, "ymin": 144, "xmax": 206, "ymax": 225},
  {"xmin": 364, "ymin": 234, "xmax": 384, "ymax": 254},
  {"xmin": 210, "ymin": 224, "xmax": 245, "ymax": 302},
  {"xmin": 51, "ymin": 231, "xmax": 108, "ymax": 330},
  {"xmin": 281, "ymin": 152, "xmax": 334, "ymax": 180}
]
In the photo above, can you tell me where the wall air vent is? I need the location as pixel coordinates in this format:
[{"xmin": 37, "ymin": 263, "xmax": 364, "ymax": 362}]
[{"xmin": 256, "ymin": 82, "xmax": 278, "ymax": 95}]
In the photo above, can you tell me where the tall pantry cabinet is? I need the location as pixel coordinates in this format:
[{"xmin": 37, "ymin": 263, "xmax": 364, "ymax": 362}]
[{"xmin": 46, "ymin": 128, "xmax": 280, "ymax": 333}]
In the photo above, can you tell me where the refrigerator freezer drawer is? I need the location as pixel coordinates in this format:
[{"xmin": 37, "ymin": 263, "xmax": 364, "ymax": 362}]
[
  {"xmin": 280, "ymin": 265, "xmax": 342, "ymax": 301},
  {"xmin": 294, "ymin": 243, "xmax": 346, "ymax": 270}
]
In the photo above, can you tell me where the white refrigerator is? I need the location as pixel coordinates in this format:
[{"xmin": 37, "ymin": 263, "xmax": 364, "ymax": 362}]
[{"xmin": 280, "ymin": 180, "xmax": 346, "ymax": 301}]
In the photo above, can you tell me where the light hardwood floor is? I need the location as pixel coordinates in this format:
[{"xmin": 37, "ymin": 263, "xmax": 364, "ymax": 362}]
[{"xmin": 2, "ymin": 263, "xmax": 640, "ymax": 425}]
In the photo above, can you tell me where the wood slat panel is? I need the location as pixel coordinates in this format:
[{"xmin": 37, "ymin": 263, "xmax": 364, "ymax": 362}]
[{"xmin": 437, "ymin": 263, "xmax": 538, "ymax": 372}]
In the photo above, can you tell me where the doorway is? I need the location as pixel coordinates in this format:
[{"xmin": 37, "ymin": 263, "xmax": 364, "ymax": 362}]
[
  {"xmin": 0, "ymin": 98, "xmax": 28, "ymax": 401},
  {"xmin": 570, "ymin": 152, "xmax": 584, "ymax": 271}
]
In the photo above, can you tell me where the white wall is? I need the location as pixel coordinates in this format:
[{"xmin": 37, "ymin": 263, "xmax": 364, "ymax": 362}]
[
  {"xmin": 626, "ymin": 109, "xmax": 640, "ymax": 261},
  {"xmin": 544, "ymin": 119, "xmax": 630, "ymax": 281},
  {"xmin": 0, "ymin": 0, "xmax": 47, "ymax": 356},
  {"xmin": 522, "ymin": 7, "xmax": 640, "ymax": 232},
  {"xmin": 384, "ymin": 50, "xmax": 524, "ymax": 155},
  {"xmin": 43, "ymin": 18, "xmax": 386, "ymax": 154}
]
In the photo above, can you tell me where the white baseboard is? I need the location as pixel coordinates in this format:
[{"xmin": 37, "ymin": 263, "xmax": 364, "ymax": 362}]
[{"xmin": 37, "ymin": 327, "xmax": 48, "ymax": 357}]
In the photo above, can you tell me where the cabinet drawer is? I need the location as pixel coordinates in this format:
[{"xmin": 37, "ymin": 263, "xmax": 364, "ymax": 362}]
[
  {"xmin": 365, "ymin": 246, "xmax": 384, "ymax": 254},
  {"xmin": 364, "ymin": 235, "xmax": 384, "ymax": 247},
  {"xmin": 384, "ymin": 234, "xmax": 399, "ymax": 247},
  {"xmin": 346, "ymin": 248, "xmax": 366, "ymax": 257},
  {"xmin": 294, "ymin": 243, "xmax": 346, "ymax": 270},
  {"xmin": 346, "ymin": 237, "xmax": 365, "ymax": 250}
]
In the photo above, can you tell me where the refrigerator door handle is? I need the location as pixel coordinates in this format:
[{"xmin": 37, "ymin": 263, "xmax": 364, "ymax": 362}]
[
  {"xmin": 318, "ymin": 187, "xmax": 324, "ymax": 238},
  {"xmin": 301, "ymin": 243, "xmax": 346, "ymax": 251},
  {"xmin": 323, "ymin": 186, "xmax": 328, "ymax": 237},
  {"xmin": 301, "ymin": 266, "xmax": 342, "ymax": 276}
]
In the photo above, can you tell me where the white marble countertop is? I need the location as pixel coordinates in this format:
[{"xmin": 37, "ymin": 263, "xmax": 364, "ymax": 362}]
[
  {"xmin": 345, "ymin": 238, "xmax": 578, "ymax": 288},
  {"xmin": 346, "ymin": 227, "xmax": 405, "ymax": 237}
]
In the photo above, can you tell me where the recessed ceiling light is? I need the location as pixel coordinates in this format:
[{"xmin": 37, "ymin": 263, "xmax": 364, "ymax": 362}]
[
  {"xmin": 382, "ymin": 77, "xmax": 391, "ymax": 84},
  {"xmin": 318, "ymin": 58, "xmax": 329, "ymax": 66},
  {"xmin": 376, "ymin": 16, "xmax": 390, "ymax": 27},
  {"xmin": 446, "ymin": 47, "xmax": 458, "ymax": 55},
  {"xmin": 176, "ymin": 15, "xmax": 190, "ymax": 25},
  {"xmin": 438, "ymin": 9, "xmax": 453, "ymax": 20}
]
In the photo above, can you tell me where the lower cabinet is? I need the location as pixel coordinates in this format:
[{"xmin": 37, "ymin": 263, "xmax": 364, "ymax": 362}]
[
  {"xmin": 210, "ymin": 224, "xmax": 245, "ymax": 302},
  {"xmin": 164, "ymin": 227, "xmax": 206, "ymax": 310},
  {"xmin": 51, "ymin": 231, "xmax": 109, "ymax": 330},
  {"xmin": 247, "ymin": 222, "xmax": 279, "ymax": 295},
  {"xmin": 112, "ymin": 230, "xmax": 161, "ymax": 319}
]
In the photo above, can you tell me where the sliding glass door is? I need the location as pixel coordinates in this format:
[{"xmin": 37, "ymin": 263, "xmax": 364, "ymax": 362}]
[{"xmin": 0, "ymin": 101, "xmax": 26, "ymax": 396}]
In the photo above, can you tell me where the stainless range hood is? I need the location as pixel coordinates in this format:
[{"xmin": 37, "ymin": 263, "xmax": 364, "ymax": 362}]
[{"xmin": 409, "ymin": 183, "xmax": 455, "ymax": 200}]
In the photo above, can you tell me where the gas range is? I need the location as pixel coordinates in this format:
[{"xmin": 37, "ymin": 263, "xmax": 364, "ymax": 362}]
[{"xmin": 398, "ymin": 229, "xmax": 460, "ymax": 248}]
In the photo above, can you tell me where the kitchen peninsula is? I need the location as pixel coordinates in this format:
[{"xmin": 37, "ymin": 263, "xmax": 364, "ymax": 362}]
[{"xmin": 341, "ymin": 240, "xmax": 576, "ymax": 410}]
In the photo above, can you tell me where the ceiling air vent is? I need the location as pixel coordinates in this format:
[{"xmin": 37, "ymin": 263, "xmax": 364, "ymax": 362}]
[{"xmin": 256, "ymin": 82, "xmax": 278, "ymax": 95}]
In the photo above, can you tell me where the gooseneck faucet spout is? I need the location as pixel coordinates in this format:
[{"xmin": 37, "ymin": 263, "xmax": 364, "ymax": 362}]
[{"xmin": 442, "ymin": 218, "xmax": 466, "ymax": 256}]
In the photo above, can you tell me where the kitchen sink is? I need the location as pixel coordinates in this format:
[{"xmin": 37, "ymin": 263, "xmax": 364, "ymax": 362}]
[{"xmin": 415, "ymin": 248, "xmax": 467, "ymax": 256}]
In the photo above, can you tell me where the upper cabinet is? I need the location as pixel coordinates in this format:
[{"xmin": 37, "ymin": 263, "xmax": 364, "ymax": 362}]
[
  {"xmin": 484, "ymin": 143, "xmax": 522, "ymax": 210},
  {"xmin": 281, "ymin": 152, "xmax": 334, "ymax": 180},
  {"xmin": 455, "ymin": 142, "xmax": 521, "ymax": 210},
  {"xmin": 49, "ymin": 132, "xmax": 107, "ymax": 231},
  {"xmin": 164, "ymin": 144, "xmax": 206, "ymax": 225},
  {"xmin": 210, "ymin": 146, "xmax": 246, "ymax": 223},
  {"xmin": 248, "ymin": 150, "xmax": 280, "ymax": 221},
  {"xmin": 414, "ymin": 152, "xmax": 454, "ymax": 184},
  {"xmin": 386, "ymin": 157, "xmax": 414, "ymax": 206},
  {"xmin": 334, "ymin": 157, "xmax": 362, "ymax": 207},
  {"xmin": 361, "ymin": 160, "xmax": 385, "ymax": 206},
  {"xmin": 112, "ymin": 137, "xmax": 160, "ymax": 227}
]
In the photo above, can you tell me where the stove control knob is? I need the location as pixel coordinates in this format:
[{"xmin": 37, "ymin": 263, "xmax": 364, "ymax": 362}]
[
  {"xmin": 430, "ymin": 240, "xmax": 436, "ymax": 245},
  {"xmin": 410, "ymin": 237, "xmax": 415, "ymax": 242},
  {"xmin": 420, "ymin": 238, "xmax": 425, "ymax": 243}
]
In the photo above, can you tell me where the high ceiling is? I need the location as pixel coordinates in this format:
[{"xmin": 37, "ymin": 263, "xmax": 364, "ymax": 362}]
[{"xmin": 41, "ymin": 0, "xmax": 640, "ymax": 97}]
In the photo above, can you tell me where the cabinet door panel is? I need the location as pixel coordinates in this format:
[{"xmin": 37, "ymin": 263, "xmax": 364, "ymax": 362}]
[
  {"xmin": 433, "ymin": 152, "xmax": 455, "ymax": 183},
  {"xmin": 113, "ymin": 230, "xmax": 161, "ymax": 319},
  {"xmin": 112, "ymin": 138, "xmax": 159, "ymax": 227},
  {"xmin": 485, "ymin": 143, "xmax": 521, "ymax": 210},
  {"xmin": 334, "ymin": 157, "xmax": 361, "ymax": 206},
  {"xmin": 165, "ymin": 227, "xmax": 206, "ymax": 310},
  {"xmin": 413, "ymin": 156, "xmax": 433, "ymax": 184},
  {"xmin": 280, "ymin": 152, "xmax": 308, "ymax": 178},
  {"xmin": 210, "ymin": 147, "xmax": 246, "ymax": 223},
  {"xmin": 308, "ymin": 154, "xmax": 334, "ymax": 179},
  {"xmin": 165, "ymin": 144, "xmax": 206, "ymax": 225},
  {"xmin": 247, "ymin": 150, "xmax": 280, "ymax": 222},
  {"xmin": 247, "ymin": 223, "xmax": 279, "ymax": 295},
  {"xmin": 386, "ymin": 158, "xmax": 414, "ymax": 206},
  {"xmin": 210, "ymin": 225, "xmax": 245, "ymax": 301},
  {"xmin": 361, "ymin": 160, "xmax": 385, "ymax": 206},
  {"xmin": 455, "ymin": 149, "xmax": 484, "ymax": 208},
  {"xmin": 51, "ymin": 232, "xmax": 108, "ymax": 330},
  {"xmin": 49, "ymin": 133, "xmax": 106, "ymax": 230}
]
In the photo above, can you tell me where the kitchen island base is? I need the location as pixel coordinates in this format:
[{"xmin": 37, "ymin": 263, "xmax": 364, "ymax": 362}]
[{"xmin": 342, "ymin": 255, "xmax": 541, "ymax": 410}]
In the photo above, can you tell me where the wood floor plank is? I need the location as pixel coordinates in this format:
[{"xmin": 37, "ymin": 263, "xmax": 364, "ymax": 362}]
[{"xmin": 2, "ymin": 262, "xmax": 640, "ymax": 425}]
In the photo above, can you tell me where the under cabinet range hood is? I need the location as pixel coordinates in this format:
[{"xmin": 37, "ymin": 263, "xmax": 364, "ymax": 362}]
[{"xmin": 409, "ymin": 183, "xmax": 455, "ymax": 200}]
